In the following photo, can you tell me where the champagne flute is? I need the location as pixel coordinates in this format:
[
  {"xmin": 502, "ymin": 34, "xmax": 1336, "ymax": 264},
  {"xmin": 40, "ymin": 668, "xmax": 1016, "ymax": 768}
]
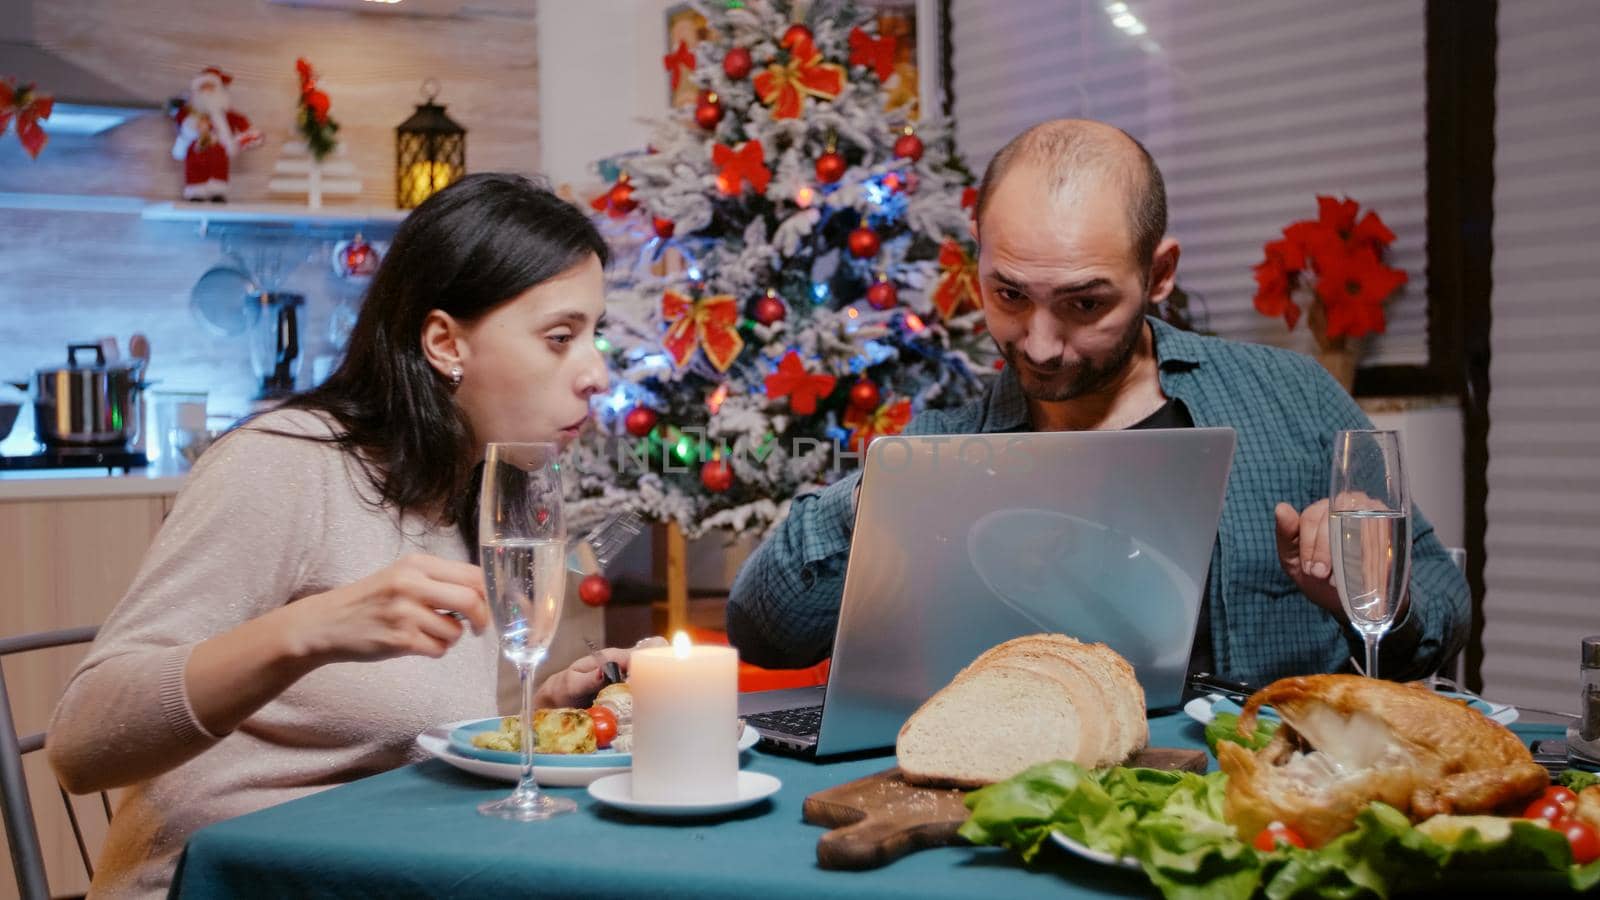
[
  {"xmin": 477, "ymin": 442, "xmax": 576, "ymax": 821},
  {"xmin": 1328, "ymin": 429, "xmax": 1411, "ymax": 680}
]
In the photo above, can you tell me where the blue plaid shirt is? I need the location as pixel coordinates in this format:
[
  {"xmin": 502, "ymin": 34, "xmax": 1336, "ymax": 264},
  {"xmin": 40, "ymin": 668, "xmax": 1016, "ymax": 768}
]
[{"xmin": 726, "ymin": 317, "xmax": 1470, "ymax": 686}]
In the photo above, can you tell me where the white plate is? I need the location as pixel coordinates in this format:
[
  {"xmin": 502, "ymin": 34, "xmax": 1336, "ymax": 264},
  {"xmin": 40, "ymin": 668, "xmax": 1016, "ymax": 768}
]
[
  {"xmin": 1049, "ymin": 831, "xmax": 1140, "ymax": 871},
  {"xmin": 586, "ymin": 770, "xmax": 781, "ymax": 817},
  {"xmin": 1183, "ymin": 691, "xmax": 1519, "ymax": 727},
  {"xmin": 416, "ymin": 721, "xmax": 760, "ymax": 787}
]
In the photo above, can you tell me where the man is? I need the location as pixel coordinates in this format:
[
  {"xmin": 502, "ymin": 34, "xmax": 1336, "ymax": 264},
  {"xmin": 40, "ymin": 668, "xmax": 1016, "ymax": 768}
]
[{"xmin": 726, "ymin": 119, "xmax": 1469, "ymax": 688}]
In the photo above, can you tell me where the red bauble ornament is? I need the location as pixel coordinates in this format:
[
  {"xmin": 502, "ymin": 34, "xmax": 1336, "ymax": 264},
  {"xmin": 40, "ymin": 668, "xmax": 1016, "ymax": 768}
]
[
  {"xmin": 849, "ymin": 380, "xmax": 881, "ymax": 411},
  {"xmin": 893, "ymin": 131, "xmax": 924, "ymax": 163},
  {"xmin": 815, "ymin": 150, "xmax": 846, "ymax": 184},
  {"xmin": 753, "ymin": 293, "xmax": 787, "ymax": 325},
  {"xmin": 723, "ymin": 47, "xmax": 754, "ymax": 80},
  {"xmin": 781, "ymin": 24, "xmax": 813, "ymax": 48},
  {"xmin": 652, "ymin": 217, "xmax": 676, "ymax": 240},
  {"xmin": 608, "ymin": 180, "xmax": 638, "ymax": 214},
  {"xmin": 578, "ymin": 573, "xmax": 612, "ymax": 607},
  {"xmin": 694, "ymin": 95, "xmax": 725, "ymax": 130},
  {"xmin": 847, "ymin": 226, "xmax": 881, "ymax": 259},
  {"xmin": 623, "ymin": 406, "xmax": 658, "ymax": 437},
  {"xmin": 700, "ymin": 459, "xmax": 734, "ymax": 493},
  {"xmin": 866, "ymin": 278, "xmax": 898, "ymax": 310}
]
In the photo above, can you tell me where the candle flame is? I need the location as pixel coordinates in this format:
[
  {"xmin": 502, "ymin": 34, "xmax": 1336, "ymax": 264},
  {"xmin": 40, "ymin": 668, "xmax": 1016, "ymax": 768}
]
[{"xmin": 672, "ymin": 630, "xmax": 692, "ymax": 658}]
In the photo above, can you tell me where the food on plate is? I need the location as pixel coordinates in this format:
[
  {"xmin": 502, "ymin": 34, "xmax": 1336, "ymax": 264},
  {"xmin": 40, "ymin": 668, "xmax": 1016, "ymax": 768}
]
[
  {"xmin": 1217, "ymin": 674, "xmax": 1549, "ymax": 848},
  {"xmin": 471, "ymin": 708, "xmax": 598, "ymax": 755},
  {"xmin": 593, "ymin": 682, "xmax": 634, "ymax": 751},
  {"xmin": 896, "ymin": 633, "xmax": 1146, "ymax": 788},
  {"xmin": 588, "ymin": 705, "xmax": 618, "ymax": 749}
]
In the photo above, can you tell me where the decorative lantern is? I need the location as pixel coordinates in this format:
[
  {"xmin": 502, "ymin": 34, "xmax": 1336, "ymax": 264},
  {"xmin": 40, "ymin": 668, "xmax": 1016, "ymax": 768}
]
[{"xmin": 395, "ymin": 79, "xmax": 466, "ymax": 209}]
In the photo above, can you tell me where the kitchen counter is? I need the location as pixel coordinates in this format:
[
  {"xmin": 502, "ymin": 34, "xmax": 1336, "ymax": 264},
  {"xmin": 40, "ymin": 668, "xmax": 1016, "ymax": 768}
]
[{"xmin": 0, "ymin": 465, "xmax": 187, "ymax": 501}]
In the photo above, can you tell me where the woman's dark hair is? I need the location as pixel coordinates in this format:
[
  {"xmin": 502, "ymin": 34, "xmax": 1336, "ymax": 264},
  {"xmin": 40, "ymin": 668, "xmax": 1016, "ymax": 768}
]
[{"xmin": 275, "ymin": 173, "xmax": 609, "ymax": 526}]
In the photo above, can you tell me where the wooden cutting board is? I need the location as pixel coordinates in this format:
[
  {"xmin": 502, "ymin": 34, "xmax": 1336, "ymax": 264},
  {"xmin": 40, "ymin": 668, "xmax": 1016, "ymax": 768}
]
[{"xmin": 802, "ymin": 747, "xmax": 1208, "ymax": 870}]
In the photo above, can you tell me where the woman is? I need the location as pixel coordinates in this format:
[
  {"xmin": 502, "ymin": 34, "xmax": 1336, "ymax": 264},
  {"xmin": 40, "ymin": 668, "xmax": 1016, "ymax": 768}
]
[{"xmin": 49, "ymin": 174, "xmax": 623, "ymax": 898}]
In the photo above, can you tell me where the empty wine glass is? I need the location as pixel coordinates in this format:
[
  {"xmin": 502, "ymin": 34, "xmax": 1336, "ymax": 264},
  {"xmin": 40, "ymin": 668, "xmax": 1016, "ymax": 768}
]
[
  {"xmin": 1329, "ymin": 429, "xmax": 1410, "ymax": 680},
  {"xmin": 477, "ymin": 442, "xmax": 575, "ymax": 821}
]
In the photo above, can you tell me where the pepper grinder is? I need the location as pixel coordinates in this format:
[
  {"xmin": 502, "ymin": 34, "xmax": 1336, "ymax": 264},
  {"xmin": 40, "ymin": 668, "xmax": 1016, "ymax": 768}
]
[{"xmin": 1570, "ymin": 635, "xmax": 1600, "ymax": 765}]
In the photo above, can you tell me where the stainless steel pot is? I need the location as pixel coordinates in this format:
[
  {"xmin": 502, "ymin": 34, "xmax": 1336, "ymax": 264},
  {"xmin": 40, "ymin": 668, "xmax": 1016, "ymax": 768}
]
[{"xmin": 26, "ymin": 343, "xmax": 149, "ymax": 447}]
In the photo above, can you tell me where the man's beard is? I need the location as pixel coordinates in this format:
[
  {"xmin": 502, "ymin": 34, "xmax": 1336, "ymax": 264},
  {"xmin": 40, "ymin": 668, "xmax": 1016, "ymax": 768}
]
[{"xmin": 1000, "ymin": 311, "xmax": 1147, "ymax": 403}]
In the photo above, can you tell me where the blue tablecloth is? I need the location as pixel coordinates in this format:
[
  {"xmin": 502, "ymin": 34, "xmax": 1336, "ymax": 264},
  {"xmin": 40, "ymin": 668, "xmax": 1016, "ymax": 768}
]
[{"xmin": 170, "ymin": 714, "xmax": 1566, "ymax": 899}]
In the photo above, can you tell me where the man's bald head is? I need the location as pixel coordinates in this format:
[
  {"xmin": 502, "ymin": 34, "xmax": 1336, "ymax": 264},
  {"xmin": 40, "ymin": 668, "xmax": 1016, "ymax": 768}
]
[{"xmin": 974, "ymin": 119, "xmax": 1168, "ymax": 279}]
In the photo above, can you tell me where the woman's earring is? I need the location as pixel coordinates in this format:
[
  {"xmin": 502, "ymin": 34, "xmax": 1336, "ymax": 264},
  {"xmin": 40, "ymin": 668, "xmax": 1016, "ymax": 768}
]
[{"xmin": 449, "ymin": 365, "xmax": 464, "ymax": 389}]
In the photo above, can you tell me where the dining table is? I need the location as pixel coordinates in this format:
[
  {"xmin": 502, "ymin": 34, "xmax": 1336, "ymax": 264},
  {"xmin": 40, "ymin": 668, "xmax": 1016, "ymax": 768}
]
[{"xmin": 169, "ymin": 712, "xmax": 1568, "ymax": 899}]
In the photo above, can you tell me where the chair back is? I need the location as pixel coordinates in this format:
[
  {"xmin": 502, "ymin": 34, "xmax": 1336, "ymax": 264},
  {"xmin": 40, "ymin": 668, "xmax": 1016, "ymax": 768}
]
[{"xmin": 0, "ymin": 626, "xmax": 101, "ymax": 900}]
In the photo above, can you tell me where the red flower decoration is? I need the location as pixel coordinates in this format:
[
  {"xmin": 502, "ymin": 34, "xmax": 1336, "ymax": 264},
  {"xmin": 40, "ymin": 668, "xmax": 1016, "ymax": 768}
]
[
  {"xmin": 1, "ymin": 78, "xmax": 53, "ymax": 159},
  {"xmin": 663, "ymin": 40, "xmax": 697, "ymax": 92},
  {"xmin": 753, "ymin": 32, "xmax": 845, "ymax": 119},
  {"xmin": 712, "ymin": 140, "xmax": 771, "ymax": 195},
  {"xmin": 843, "ymin": 397, "xmax": 913, "ymax": 452},
  {"xmin": 1252, "ymin": 196, "xmax": 1407, "ymax": 341},
  {"xmin": 305, "ymin": 90, "xmax": 330, "ymax": 124},
  {"xmin": 763, "ymin": 351, "xmax": 837, "ymax": 415},
  {"xmin": 847, "ymin": 27, "xmax": 897, "ymax": 81}
]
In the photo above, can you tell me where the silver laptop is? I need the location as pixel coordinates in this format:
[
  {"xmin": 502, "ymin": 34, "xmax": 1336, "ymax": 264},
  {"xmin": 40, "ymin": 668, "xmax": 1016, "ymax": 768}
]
[{"xmin": 739, "ymin": 427, "xmax": 1236, "ymax": 756}]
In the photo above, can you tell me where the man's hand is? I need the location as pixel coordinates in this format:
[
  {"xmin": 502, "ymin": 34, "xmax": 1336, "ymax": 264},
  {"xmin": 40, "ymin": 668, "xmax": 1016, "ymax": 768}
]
[{"xmin": 1274, "ymin": 500, "xmax": 1345, "ymax": 619}]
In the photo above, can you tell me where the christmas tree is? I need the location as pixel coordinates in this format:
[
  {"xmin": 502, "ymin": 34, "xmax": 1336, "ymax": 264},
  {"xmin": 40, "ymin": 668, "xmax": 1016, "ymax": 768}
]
[{"xmin": 569, "ymin": 0, "xmax": 995, "ymax": 540}]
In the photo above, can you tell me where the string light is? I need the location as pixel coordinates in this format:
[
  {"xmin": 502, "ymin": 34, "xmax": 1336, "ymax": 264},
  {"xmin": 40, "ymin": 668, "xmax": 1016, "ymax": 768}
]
[
  {"xmin": 846, "ymin": 307, "xmax": 859, "ymax": 319},
  {"xmin": 708, "ymin": 383, "xmax": 730, "ymax": 414},
  {"xmin": 795, "ymin": 185, "xmax": 816, "ymax": 208},
  {"xmin": 812, "ymin": 282, "xmax": 831, "ymax": 302},
  {"xmin": 904, "ymin": 312, "xmax": 926, "ymax": 332}
]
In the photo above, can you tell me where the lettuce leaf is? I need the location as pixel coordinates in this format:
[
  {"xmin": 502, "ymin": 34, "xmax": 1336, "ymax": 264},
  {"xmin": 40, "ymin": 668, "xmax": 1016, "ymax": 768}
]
[
  {"xmin": 1204, "ymin": 711, "xmax": 1278, "ymax": 757},
  {"xmin": 1557, "ymin": 768, "xmax": 1599, "ymax": 792},
  {"xmin": 958, "ymin": 762, "xmax": 1600, "ymax": 899}
]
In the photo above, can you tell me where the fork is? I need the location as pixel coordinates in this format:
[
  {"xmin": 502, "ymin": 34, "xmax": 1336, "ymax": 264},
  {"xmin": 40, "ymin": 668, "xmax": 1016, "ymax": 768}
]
[
  {"xmin": 568, "ymin": 509, "xmax": 646, "ymax": 576},
  {"xmin": 584, "ymin": 637, "xmax": 625, "ymax": 685}
]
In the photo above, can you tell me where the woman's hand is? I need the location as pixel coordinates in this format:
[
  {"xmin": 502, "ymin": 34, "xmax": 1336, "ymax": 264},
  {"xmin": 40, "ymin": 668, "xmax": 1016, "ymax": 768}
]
[
  {"xmin": 534, "ymin": 647, "xmax": 633, "ymax": 709},
  {"xmin": 283, "ymin": 554, "xmax": 491, "ymax": 666}
]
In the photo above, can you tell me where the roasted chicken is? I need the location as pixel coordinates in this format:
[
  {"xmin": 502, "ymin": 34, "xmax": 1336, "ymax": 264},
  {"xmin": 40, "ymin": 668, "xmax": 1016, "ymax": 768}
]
[{"xmin": 1217, "ymin": 675, "xmax": 1548, "ymax": 848}]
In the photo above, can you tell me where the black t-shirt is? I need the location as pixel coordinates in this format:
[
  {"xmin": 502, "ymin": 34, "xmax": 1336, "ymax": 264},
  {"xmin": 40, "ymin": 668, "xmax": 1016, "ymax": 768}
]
[{"xmin": 1124, "ymin": 398, "xmax": 1214, "ymax": 679}]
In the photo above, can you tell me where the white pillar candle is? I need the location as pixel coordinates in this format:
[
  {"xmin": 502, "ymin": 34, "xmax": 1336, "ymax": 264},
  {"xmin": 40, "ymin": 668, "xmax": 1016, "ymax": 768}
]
[{"xmin": 629, "ymin": 631, "xmax": 739, "ymax": 802}]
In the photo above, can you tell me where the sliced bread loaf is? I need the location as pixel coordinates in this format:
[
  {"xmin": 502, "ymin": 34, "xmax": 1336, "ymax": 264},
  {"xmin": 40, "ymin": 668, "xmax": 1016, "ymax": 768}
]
[
  {"xmin": 895, "ymin": 633, "xmax": 1149, "ymax": 786},
  {"xmin": 897, "ymin": 662, "xmax": 1091, "ymax": 788}
]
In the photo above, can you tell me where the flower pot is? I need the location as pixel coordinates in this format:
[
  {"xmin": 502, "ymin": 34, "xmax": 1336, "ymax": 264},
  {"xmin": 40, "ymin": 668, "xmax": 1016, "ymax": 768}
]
[{"xmin": 1315, "ymin": 344, "xmax": 1360, "ymax": 392}]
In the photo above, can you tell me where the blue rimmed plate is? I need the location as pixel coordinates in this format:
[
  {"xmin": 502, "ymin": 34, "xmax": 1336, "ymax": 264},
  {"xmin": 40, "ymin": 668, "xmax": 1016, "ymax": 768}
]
[{"xmin": 1183, "ymin": 691, "xmax": 1518, "ymax": 727}]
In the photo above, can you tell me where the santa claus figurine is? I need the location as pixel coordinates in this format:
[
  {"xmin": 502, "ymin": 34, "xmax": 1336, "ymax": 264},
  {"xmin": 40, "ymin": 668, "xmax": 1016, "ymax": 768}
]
[{"xmin": 169, "ymin": 66, "xmax": 262, "ymax": 202}]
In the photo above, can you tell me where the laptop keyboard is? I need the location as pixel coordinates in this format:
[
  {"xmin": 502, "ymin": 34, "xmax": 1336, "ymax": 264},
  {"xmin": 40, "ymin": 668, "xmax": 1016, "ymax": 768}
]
[{"xmin": 745, "ymin": 704, "xmax": 823, "ymax": 737}]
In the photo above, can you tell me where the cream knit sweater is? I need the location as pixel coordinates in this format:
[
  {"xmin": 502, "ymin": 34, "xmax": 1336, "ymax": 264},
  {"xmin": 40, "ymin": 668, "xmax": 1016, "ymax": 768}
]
[{"xmin": 48, "ymin": 410, "xmax": 513, "ymax": 899}]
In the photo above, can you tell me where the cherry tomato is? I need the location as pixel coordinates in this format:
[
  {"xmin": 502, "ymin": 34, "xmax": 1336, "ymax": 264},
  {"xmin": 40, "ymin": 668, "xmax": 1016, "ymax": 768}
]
[
  {"xmin": 1561, "ymin": 819, "xmax": 1600, "ymax": 865},
  {"xmin": 587, "ymin": 705, "xmax": 618, "ymax": 749},
  {"xmin": 1525, "ymin": 797, "xmax": 1569, "ymax": 823},
  {"xmin": 1253, "ymin": 821, "xmax": 1307, "ymax": 851},
  {"xmin": 1544, "ymin": 785, "xmax": 1579, "ymax": 815}
]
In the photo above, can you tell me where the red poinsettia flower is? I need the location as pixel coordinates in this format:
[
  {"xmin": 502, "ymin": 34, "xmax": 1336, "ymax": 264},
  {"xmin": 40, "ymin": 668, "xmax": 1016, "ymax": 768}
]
[
  {"xmin": 295, "ymin": 58, "xmax": 314, "ymax": 82},
  {"xmin": 1252, "ymin": 258, "xmax": 1301, "ymax": 330},
  {"xmin": 1313, "ymin": 247, "xmax": 1407, "ymax": 339},
  {"xmin": 1350, "ymin": 210, "xmax": 1396, "ymax": 253},
  {"xmin": 1316, "ymin": 195, "xmax": 1360, "ymax": 235}
]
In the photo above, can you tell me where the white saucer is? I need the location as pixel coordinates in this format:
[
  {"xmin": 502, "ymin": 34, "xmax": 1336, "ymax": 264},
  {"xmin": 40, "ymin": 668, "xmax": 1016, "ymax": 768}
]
[
  {"xmin": 1050, "ymin": 831, "xmax": 1140, "ymax": 870},
  {"xmin": 587, "ymin": 770, "xmax": 782, "ymax": 817}
]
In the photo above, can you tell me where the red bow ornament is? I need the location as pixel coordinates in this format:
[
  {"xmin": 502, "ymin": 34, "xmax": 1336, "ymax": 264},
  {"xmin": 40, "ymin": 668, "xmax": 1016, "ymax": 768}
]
[
  {"xmin": 1, "ymin": 78, "xmax": 53, "ymax": 159},
  {"xmin": 663, "ymin": 40, "xmax": 697, "ymax": 92},
  {"xmin": 712, "ymin": 140, "xmax": 771, "ymax": 196},
  {"xmin": 753, "ymin": 32, "xmax": 845, "ymax": 119},
  {"xmin": 763, "ymin": 351, "xmax": 837, "ymax": 415},
  {"xmin": 661, "ymin": 290, "xmax": 745, "ymax": 372},
  {"xmin": 847, "ymin": 27, "xmax": 897, "ymax": 81},
  {"xmin": 843, "ymin": 397, "xmax": 913, "ymax": 452},
  {"xmin": 932, "ymin": 239, "xmax": 981, "ymax": 318}
]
